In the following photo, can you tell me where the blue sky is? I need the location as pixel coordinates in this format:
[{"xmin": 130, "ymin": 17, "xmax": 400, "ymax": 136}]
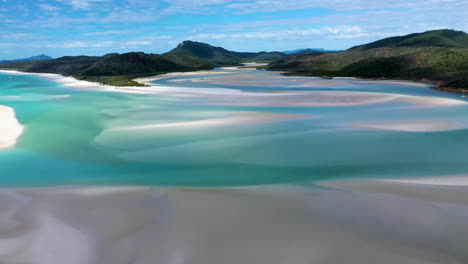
[{"xmin": 0, "ymin": 0, "xmax": 467, "ymax": 59}]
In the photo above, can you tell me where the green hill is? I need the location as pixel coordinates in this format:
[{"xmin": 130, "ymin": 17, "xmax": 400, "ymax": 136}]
[
  {"xmin": 350, "ymin": 29, "xmax": 468, "ymax": 51},
  {"xmin": 267, "ymin": 29, "xmax": 468, "ymax": 91},
  {"xmin": 80, "ymin": 52, "xmax": 212, "ymax": 76},
  {"xmin": 168, "ymin": 40, "xmax": 287, "ymax": 63},
  {"xmin": 0, "ymin": 51, "xmax": 214, "ymax": 86}
]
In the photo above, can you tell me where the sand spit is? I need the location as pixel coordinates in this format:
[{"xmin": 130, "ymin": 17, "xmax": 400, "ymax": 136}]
[
  {"xmin": 0, "ymin": 105, "xmax": 24, "ymax": 149},
  {"xmin": 349, "ymin": 79, "xmax": 430, "ymax": 87},
  {"xmin": 383, "ymin": 175, "xmax": 468, "ymax": 186},
  {"xmin": 402, "ymin": 95, "xmax": 468, "ymax": 107},
  {"xmin": 133, "ymin": 70, "xmax": 240, "ymax": 84},
  {"xmin": 349, "ymin": 120, "xmax": 459, "ymax": 132},
  {"xmin": 0, "ymin": 184, "xmax": 466, "ymax": 264},
  {"xmin": 186, "ymin": 91, "xmax": 466, "ymax": 108}
]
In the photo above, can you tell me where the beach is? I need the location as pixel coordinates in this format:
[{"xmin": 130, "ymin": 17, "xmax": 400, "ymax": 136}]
[
  {"xmin": 0, "ymin": 105, "xmax": 23, "ymax": 149},
  {"xmin": 1, "ymin": 67, "xmax": 468, "ymax": 263},
  {"xmin": 0, "ymin": 179, "xmax": 466, "ymax": 264}
]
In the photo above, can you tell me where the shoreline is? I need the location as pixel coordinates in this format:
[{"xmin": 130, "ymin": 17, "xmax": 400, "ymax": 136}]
[
  {"xmin": 0, "ymin": 104, "xmax": 24, "ymax": 150},
  {"xmin": 0, "ymin": 178, "xmax": 466, "ymax": 263},
  {"xmin": 2, "ymin": 70, "xmax": 467, "ymax": 107}
]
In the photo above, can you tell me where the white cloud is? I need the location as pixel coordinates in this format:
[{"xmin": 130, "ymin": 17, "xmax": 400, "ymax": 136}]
[
  {"xmin": 225, "ymin": 0, "xmax": 468, "ymax": 13},
  {"xmin": 39, "ymin": 4, "xmax": 60, "ymax": 11},
  {"xmin": 57, "ymin": 0, "xmax": 111, "ymax": 9},
  {"xmin": 191, "ymin": 25, "xmax": 365, "ymax": 41},
  {"xmin": 2, "ymin": 33, "xmax": 32, "ymax": 39},
  {"xmin": 47, "ymin": 41, "xmax": 115, "ymax": 48}
]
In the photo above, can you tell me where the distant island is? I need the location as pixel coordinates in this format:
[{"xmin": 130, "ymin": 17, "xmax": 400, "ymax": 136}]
[
  {"xmin": 0, "ymin": 54, "xmax": 52, "ymax": 64},
  {"xmin": 0, "ymin": 29, "xmax": 467, "ymax": 91},
  {"xmin": 282, "ymin": 48, "xmax": 341, "ymax": 55}
]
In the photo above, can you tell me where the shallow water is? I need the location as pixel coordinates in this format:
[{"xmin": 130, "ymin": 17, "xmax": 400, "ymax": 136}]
[{"xmin": 1, "ymin": 69, "xmax": 468, "ymax": 187}]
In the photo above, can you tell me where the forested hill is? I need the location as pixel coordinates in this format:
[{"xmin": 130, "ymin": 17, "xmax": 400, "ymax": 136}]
[
  {"xmin": 267, "ymin": 29, "xmax": 468, "ymax": 91},
  {"xmin": 168, "ymin": 40, "xmax": 287, "ymax": 63}
]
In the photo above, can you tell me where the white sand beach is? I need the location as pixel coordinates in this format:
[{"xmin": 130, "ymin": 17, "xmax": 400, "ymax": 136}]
[
  {"xmin": 0, "ymin": 105, "xmax": 24, "ymax": 149},
  {"xmin": 0, "ymin": 180, "xmax": 466, "ymax": 264}
]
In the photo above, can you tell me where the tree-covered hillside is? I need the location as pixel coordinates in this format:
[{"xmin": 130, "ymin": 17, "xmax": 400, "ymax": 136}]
[
  {"xmin": 267, "ymin": 29, "xmax": 468, "ymax": 91},
  {"xmin": 168, "ymin": 40, "xmax": 287, "ymax": 63}
]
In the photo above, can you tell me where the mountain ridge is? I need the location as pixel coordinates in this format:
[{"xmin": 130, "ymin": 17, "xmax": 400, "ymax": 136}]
[
  {"xmin": 168, "ymin": 40, "xmax": 287, "ymax": 63},
  {"xmin": 0, "ymin": 54, "xmax": 52, "ymax": 64}
]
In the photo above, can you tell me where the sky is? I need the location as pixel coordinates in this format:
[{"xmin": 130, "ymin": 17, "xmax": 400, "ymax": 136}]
[{"xmin": 0, "ymin": 0, "xmax": 467, "ymax": 59}]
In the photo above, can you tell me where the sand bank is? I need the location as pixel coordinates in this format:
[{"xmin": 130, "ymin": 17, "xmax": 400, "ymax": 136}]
[
  {"xmin": 2, "ymin": 70, "xmax": 466, "ymax": 109},
  {"xmin": 0, "ymin": 183, "xmax": 466, "ymax": 264},
  {"xmin": 133, "ymin": 70, "xmax": 240, "ymax": 84},
  {"xmin": 319, "ymin": 176, "xmax": 468, "ymax": 205},
  {"xmin": 112, "ymin": 111, "xmax": 311, "ymax": 131},
  {"xmin": 0, "ymin": 105, "xmax": 24, "ymax": 149},
  {"xmin": 383, "ymin": 175, "xmax": 468, "ymax": 186},
  {"xmin": 349, "ymin": 120, "xmax": 458, "ymax": 132},
  {"xmin": 349, "ymin": 79, "xmax": 430, "ymax": 87}
]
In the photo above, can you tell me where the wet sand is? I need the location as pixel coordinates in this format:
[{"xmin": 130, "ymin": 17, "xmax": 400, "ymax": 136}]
[
  {"xmin": 349, "ymin": 120, "xmax": 459, "ymax": 132},
  {"xmin": 0, "ymin": 181, "xmax": 466, "ymax": 264},
  {"xmin": 110, "ymin": 111, "xmax": 311, "ymax": 131}
]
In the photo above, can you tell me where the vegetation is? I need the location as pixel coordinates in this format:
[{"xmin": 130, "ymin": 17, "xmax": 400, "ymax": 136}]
[
  {"xmin": 167, "ymin": 40, "xmax": 287, "ymax": 64},
  {"xmin": 1, "ymin": 32, "xmax": 466, "ymax": 91},
  {"xmin": 267, "ymin": 29, "xmax": 468, "ymax": 91},
  {"xmin": 0, "ymin": 50, "xmax": 214, "ymax": 86},
  {"xmin": 76, "ymin": 75, "xmax": 148, "ymax": 87}
]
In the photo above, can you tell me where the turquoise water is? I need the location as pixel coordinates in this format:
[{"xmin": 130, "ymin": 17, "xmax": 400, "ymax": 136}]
[{"xmin": 1, "ymin": 71, "xmax": 468, "ymax": 187}]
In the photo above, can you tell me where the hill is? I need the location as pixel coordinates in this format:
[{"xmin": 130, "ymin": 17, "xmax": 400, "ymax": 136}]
[
  {"xmin": 267, "ymin": 29, "xmax": 468, "ymax": 91},
  {"xmin": 0, "ymin": 54, "xmax": 52, "ymax": 64},
  {"xmin": 350, "ymin": 29, "xmax": 468, "ymax": 51},
  {"xmin": 168, "ymin": 40, "xmax": 287, "ymax": 63},
  {"xmin": 282, "ymin": 48, "xmax": 337, "ymax": 55},
  {"xmin": 0, "ymin": 52, "xmax": 213, "ymax": 86}
]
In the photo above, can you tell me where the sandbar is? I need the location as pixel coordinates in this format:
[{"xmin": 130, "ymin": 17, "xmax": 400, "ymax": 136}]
[
  {"xmin": 349, "ymin": 120, "xmax": 459, "ymax": 132},
  {"xmin": 111, "ymin": 111, "xmax": 311, "ymax": 131}
]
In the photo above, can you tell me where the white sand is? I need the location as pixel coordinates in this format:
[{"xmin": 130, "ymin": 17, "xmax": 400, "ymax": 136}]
[
  {"xmin": 349, "ymin": 120, "xmax": 459, "ymax": 132},
  {"xmin": 0, "ymin": 183, "xmax": 466, "ymax": 264},
  {"xmin": 319, "ymin": 177, "xmax": 468, "ymax": 205},
  {"xmin": 3, "ymin": 70, "xmax": 465, "ymax": 109},
  {"xmin": 349, "ymin": 79, "xmax": 430, "ymax": 87},
  {"xmin": 0, "ymin": 105, "xmax": 24, "ymax": 149},
  {"xmin": 111, "ymin": 111, "xmax": 311, "ymax": 131},
  {"xmin": 241, "ymin": 62, "xmax": 268, "ymax": 67},
  {"xmin": 133, "ymin": 70, "xmax": 240, "ymax": 85},
  {"xmin": 382, "ymin": 175, "xmax": 468, "ymax": 186}
]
